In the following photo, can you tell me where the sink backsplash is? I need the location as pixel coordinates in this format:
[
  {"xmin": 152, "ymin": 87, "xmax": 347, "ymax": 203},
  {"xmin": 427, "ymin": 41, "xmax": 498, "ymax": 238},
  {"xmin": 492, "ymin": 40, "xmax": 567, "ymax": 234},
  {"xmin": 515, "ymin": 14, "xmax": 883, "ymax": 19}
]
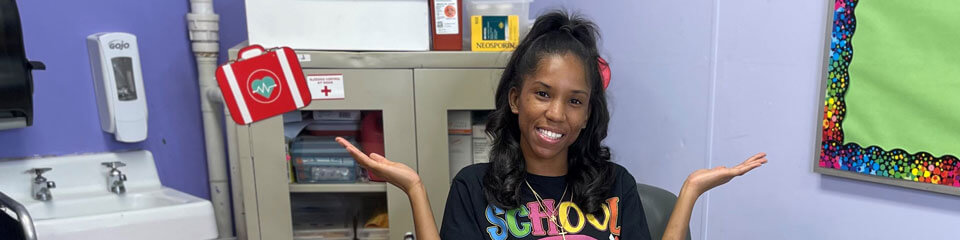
[{"xmin": 0, "ymin": 150, "xmax": 162, "ymax": 203}]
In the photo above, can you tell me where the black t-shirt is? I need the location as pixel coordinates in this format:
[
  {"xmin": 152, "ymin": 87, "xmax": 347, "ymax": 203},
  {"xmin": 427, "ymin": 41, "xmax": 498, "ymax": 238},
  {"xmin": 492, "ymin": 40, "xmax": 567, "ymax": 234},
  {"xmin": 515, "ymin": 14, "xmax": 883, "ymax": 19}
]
[{"xmin": 440, "ymin": 163, "xmax": 652, "ymax": 240}]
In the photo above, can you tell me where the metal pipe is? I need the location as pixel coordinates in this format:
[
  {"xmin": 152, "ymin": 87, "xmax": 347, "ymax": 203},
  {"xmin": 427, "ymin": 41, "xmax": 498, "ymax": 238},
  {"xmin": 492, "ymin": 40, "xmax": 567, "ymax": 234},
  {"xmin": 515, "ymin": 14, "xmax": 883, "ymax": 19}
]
[
  {"xmin": 187, "ymin": 1, "xmax": 233, "ymax": 238},
  {"xmin": 0, "ymin": 191, "xmax": 36, "ymax": 240}
]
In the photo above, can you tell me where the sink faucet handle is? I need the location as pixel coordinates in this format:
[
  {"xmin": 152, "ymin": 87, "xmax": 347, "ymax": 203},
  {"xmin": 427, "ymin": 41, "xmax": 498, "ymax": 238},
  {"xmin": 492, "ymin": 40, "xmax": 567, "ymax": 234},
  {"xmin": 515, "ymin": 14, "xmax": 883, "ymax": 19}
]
[
  {"xmin": 101, "ymin": 161, "xmax": 127, "ymax": 169},
  {"xmin": 46, "ymin": 181, "xmax": 56, "ymax": 189},
  {"xmin": 25, "ymin": 167, "xmax": 53, "ymax": 176},
  {"xmin": 120, "ymin": 174, "xmax": 127, "ymax": 182}
]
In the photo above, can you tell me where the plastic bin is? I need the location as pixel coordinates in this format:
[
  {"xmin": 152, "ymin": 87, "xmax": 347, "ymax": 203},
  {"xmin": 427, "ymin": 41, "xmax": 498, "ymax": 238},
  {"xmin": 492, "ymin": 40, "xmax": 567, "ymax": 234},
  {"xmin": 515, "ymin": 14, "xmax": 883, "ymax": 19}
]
[
  {"xmin": 292, "ymin": 156, "xmax": 357, "ymax": 183},
  {"xmin": 305, "ymin": 121, "xmax": 360, "ymax": 137},
  {"xmin": 291, "ymin": 137, "xmax": 359, "ymax": 183},
  {"xmin": 463, "ymin": 0, "xmax": 534, "ymax": 50},
  {"xmin": 291, "ymin": 136, "xmax": 356, "ymax": 156},
  {"xmin": 293, "ymin": 228, "xmax": 353, "ymax": 240},
  {"xmin": 357, "ymin": 228, "xmax": 390, "ymax": 240}
]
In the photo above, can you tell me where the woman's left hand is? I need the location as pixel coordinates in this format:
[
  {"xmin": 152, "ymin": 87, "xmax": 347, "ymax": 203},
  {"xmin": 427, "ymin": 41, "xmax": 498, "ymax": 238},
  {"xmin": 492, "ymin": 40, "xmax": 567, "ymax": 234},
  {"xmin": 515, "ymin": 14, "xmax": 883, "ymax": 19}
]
[{"xmin": 683, "ymin": 152, "xmax": 768, "ymax": 196}]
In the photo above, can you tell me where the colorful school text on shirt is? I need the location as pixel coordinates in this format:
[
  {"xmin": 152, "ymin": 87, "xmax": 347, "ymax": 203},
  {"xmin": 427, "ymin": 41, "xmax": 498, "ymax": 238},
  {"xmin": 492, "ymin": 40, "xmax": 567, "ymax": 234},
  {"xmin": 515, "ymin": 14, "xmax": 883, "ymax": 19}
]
[{"xmin": 484, "ymin": 197, "xmax": 623, "ymax": 240}]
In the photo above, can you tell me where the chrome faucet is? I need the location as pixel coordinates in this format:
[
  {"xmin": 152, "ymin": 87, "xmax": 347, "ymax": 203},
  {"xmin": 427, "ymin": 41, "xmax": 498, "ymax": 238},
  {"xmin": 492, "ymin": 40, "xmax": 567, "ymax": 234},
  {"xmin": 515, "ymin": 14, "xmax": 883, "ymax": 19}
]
[
  {"xmin": 101, "ymin": 161, "xmax": 128, "ymax": 194},
  {"xmin": 25, "ymin": 168, "xmax": 56, "ymax": 201}
]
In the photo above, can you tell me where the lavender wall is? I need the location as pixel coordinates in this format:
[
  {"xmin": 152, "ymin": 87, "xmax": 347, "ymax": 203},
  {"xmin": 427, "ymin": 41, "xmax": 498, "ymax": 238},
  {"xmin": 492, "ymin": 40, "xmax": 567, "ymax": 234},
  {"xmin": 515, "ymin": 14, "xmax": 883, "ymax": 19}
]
[
  {"xmin": 706, "ymin": 1, "xmax": 960, "ymax": 239},
  {"xmin": 0, "ymin": 0, "xmax": 247, "ymax": 200},
  {"xmin": 532, "ymin": 0, "xmax": 960, "ymax": 239},
  {"xmin": 6, "ymin": 1, "xmax": 957, "ymax": 239},
  {"xmin": 530, "ymin": 1, "xmax": 717, "ymax": 238}
]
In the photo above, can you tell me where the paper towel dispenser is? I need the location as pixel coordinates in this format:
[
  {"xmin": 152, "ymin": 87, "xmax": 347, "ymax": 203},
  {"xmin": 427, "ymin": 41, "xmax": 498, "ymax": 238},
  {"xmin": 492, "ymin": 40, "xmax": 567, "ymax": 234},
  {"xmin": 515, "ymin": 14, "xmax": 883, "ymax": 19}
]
[{"xmin": 0, "ymin": 0, "xmax": 45, "ymax": 131}]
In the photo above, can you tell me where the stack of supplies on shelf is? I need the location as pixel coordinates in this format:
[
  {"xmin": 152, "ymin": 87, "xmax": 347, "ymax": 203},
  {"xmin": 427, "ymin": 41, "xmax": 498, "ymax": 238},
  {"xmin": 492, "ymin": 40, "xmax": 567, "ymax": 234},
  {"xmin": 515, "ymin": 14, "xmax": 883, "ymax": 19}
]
[
  {"xmin": 293, "ymin": 229, "xmax": 353, "ymax": 240},
  {"xmin": 357, "ymin": 228, "xmax": 389, "ymax": 240},
  {"xmin": 448, "ymin": 111, "xmax": 473, "ymax": 180},
  {"xmin": 472, "ymin": 123, "xmax": 492, "ymax": 163},
  {"xmin": 285, "ymin": 110, "xmax": 388, "ymax": 183},
  {"xmin": 291, "ymin": 195, "xmax": 354, "ymax": 240},
  {"xmin": 448, "ymin": 111, "xmax": 494, "ymax": 180},
  {"xmin": 306, "ymin": 111, "xmax": 362, "ymax": 137},
  {"xmin": 291, "ymin": 194, "xmax": 389, "ymax": 240},
  {"xmin": 290, "ymin": 136, "xmax": 359, "ymax": 183}
]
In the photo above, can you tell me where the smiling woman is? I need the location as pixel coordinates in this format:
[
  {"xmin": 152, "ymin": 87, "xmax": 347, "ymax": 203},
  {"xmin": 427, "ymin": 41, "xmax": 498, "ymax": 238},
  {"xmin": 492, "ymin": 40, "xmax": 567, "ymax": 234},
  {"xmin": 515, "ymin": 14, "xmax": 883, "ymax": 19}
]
[
  {"xmin": 335, "ymin": 9, "xmax": 767, "ymax": 240},
  {"xmin": 482, "ymin": 10, "xmax": 615, "ymax": 227},
  {"xmin": 510, "ymin": 55, "xmax": 591, "ymax": 177}
]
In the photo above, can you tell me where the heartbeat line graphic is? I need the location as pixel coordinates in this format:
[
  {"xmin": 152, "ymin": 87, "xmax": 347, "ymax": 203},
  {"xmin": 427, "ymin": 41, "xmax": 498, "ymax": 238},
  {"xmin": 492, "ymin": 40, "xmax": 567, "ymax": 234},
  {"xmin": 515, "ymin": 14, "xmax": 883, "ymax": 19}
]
[{"xmin": 252, "ymin": 82, "xmax": 276, "ymax": 95}]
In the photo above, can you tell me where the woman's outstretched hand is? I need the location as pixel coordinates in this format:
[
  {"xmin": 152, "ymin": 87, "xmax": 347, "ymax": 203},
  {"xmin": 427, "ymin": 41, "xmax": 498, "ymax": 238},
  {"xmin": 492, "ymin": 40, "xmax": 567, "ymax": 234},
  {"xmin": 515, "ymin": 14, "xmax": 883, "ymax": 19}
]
[
  {"xmin": 684, "ymin": 152, "xmax": 768, "ymax": 196},
  {"xmin": 335, "ymin": 137, "xmax": 441, "ymax": 240},
  {"xmin": 663, "ymin": 152, "xmax": 768, "ymax": 240},
  {"xmin": 335, "ymin": 137, "xmax": 423, "ymax": 193}
]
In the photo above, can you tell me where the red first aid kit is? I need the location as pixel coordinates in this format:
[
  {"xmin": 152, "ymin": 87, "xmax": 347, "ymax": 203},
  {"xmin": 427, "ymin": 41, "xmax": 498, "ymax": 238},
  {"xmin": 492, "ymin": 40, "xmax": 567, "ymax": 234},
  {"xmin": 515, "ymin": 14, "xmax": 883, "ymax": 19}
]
[{"xmin": 216, "ymin": 45, "xmax": 312, "ymax": 125}]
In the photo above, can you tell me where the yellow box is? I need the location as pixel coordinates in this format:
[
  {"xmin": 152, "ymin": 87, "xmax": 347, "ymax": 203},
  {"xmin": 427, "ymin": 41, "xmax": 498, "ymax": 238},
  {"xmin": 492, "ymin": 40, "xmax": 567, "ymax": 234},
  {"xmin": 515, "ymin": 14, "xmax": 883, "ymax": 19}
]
[{"xmin": 471, "ymin": 15, "xmax": 520, "ymax": 51}]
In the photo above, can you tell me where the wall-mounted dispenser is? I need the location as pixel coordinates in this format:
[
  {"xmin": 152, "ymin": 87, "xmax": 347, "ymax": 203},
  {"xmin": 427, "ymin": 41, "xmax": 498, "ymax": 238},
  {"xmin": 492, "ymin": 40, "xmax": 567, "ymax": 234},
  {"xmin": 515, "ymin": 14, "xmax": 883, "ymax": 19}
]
[
  {"xmin": 87, "ymin": 32, "xmax": 147, "ymax": 143},
  {"xmin": 0, "ymin": 0, "xmax": 46, "ymax": 131}
]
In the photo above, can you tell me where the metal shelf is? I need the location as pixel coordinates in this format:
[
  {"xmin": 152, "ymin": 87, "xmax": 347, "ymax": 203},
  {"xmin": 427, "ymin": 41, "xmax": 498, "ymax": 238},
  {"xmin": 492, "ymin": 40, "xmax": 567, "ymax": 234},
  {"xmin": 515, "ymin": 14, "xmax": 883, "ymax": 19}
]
[{"xmin": 288, "ymin": 182, "xmax": 387, "ymax": 193}]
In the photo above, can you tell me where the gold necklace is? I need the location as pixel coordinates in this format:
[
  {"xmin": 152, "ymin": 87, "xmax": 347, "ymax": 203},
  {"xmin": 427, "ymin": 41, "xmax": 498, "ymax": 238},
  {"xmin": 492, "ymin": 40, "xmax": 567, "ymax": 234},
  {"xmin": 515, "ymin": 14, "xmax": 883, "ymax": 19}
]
[{"xmin": 525, "ymin": 180, "xmax": 569, "ymax": 240}]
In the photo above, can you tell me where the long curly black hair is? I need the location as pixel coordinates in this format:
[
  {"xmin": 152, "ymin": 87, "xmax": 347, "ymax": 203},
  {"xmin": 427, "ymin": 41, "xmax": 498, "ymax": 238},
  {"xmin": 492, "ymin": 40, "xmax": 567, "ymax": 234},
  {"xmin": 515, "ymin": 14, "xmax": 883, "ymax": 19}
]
[{"xmin": 483, "ymin": 10, "xmax": 614, "ymax": 215}]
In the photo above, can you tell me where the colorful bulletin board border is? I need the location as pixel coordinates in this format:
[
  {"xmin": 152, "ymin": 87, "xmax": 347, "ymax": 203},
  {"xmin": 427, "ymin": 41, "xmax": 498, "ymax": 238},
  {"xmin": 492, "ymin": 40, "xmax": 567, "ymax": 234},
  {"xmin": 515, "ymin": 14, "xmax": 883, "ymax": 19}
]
[{"xmin": 814, "ymin": 0, "xmax": 960, "ymax": 195}]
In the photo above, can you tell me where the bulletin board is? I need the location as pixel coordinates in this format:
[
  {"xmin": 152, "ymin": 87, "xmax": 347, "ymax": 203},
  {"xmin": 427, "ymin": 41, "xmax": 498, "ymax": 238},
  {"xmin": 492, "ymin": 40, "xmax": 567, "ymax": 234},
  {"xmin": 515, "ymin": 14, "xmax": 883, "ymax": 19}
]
[{"xmin": 815, "ymin": 0, "xmax": 960, "ymax": 195}]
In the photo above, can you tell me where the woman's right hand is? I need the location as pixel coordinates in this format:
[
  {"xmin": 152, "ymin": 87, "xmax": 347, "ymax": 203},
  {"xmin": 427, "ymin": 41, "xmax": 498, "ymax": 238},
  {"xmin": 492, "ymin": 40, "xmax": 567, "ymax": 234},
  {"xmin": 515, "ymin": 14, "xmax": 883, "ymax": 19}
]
[
  {"xmin": 335, "ymin": 137, "xmax": 423, "ymax": 193},
  {"xmin": 337, "ymin": 137, "xmax": 441, "ymax": 240}
]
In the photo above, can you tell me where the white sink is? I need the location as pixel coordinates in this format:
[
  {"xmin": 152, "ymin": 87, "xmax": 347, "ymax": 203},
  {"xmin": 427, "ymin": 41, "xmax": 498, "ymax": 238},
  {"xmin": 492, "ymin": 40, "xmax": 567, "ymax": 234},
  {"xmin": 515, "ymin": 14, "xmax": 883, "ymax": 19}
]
[
  {"xmin": 25, "ymin": 188, "xmax": 216, "ymax": 239},
  {"xmin": 0, "ymin": 151, "xmax": 217, "ymax": 240}
]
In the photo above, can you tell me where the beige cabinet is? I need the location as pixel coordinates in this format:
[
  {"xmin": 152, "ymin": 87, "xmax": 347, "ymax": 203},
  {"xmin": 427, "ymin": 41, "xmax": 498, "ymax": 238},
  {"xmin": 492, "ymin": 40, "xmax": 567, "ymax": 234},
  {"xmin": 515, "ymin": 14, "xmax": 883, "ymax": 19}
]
[
  {"xmin": 227, "ymin": 45, "xmax": 507, "ymax": 240},
  {"xmin": 413, "ymin": 69, "xmax": 502, "ymax": 227}
]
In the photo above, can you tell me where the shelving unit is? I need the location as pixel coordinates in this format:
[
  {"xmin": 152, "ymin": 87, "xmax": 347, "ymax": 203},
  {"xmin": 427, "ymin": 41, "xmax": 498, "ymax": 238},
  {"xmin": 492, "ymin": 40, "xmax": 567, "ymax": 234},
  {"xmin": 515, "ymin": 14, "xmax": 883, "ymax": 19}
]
[
  {"xmin": 289, "ymin": 183, "xmax": 387, "ymax": 193},
  {"xmin": 227, "ymin": 43, "xmax": 509, "ymax": 240}
]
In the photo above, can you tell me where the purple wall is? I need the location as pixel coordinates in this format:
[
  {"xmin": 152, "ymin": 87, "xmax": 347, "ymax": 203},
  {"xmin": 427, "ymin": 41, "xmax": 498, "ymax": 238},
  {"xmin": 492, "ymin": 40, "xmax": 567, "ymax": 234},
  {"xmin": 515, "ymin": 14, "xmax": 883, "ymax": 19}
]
[
  {"xmin": 215, "ymin": 0, "xmax": 249, "ymax": 65},
  {"xmin": 7, "ymin": 1, "xmax": 957, "ymax": 239},
  {"xmin": 0, "ymin": 0, "xmax": 248, "ymax": 200},
  {"xmin": 530, "ymin": 1, "xmax": 717, "ymax": 238},
  {"xmin": 532, "ymin": 0, "xmax": 960, "ymax": 239}
]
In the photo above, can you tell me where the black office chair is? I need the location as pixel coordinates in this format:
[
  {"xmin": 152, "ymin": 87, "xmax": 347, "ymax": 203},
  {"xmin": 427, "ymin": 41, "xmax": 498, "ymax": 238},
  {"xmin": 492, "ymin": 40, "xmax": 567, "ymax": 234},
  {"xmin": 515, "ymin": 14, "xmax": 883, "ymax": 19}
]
[{"xmin": 637, "ymin": 183, "xmax": 691, "ymax": 240}]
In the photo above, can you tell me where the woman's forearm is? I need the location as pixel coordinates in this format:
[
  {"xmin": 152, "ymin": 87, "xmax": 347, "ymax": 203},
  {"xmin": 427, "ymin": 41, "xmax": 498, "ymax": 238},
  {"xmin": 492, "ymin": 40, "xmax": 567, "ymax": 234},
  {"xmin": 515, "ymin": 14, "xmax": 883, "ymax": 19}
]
[
  {"xmin": 661, "ymin": 182, "xmax": 701, "ymax": 240},
  {"xmin": 406, "ymin": 183, "xmax": 441, "ymax": 240}
]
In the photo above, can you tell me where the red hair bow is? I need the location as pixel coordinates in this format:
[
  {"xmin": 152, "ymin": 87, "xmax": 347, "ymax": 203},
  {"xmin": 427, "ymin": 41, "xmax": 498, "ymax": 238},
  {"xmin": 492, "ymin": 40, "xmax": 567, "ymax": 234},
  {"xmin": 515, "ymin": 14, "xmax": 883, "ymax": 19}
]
[{"xmin": 598, "ymin": 57, "xmax": 611, "ymax": 90}]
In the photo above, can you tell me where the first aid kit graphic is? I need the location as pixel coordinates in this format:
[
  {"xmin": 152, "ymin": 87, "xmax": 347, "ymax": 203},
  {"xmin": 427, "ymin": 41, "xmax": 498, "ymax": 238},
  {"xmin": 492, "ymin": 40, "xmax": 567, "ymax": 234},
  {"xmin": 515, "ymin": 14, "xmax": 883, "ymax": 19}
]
[{"xmin": 216, "ymin": 45, "xmax": 312, "ymax": 125}]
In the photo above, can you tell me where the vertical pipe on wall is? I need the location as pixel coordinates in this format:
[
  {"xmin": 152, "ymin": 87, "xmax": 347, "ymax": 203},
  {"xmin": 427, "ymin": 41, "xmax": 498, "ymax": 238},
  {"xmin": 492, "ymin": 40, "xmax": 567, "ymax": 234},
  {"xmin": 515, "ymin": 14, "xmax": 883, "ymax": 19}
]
[{"xmin": 187, "ymin": 0, "xmax": 233, "ymax": 238}]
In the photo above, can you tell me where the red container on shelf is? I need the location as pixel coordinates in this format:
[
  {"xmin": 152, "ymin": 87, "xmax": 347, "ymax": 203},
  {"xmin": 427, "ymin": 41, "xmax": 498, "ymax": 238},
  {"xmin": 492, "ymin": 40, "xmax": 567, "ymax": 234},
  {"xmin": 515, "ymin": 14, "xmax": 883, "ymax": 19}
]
[
  {"xmin": 429, "ymin": 0, "xmax": 463, "ymax": 50},
  {"xmin": 360, "ymin": 112, "xmax": 387, "ymax": 182}
]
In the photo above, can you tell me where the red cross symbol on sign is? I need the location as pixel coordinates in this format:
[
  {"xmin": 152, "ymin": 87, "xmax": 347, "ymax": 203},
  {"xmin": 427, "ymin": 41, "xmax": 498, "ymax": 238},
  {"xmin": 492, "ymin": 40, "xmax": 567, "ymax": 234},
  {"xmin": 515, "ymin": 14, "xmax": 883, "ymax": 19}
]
[{"xmin": 321, "ymin": 86, "xmax": 332, "ymax": 96}]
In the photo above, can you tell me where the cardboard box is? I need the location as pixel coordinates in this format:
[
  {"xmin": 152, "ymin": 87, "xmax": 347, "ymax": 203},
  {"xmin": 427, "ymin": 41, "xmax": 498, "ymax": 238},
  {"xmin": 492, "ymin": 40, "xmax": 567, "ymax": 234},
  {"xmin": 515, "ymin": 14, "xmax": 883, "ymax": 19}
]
[
  {"xmin": 312, "ymin": 111, "xmax": 361, "ymax": 121},
  {"xmin": 246, "ymin": 0, "xmax": 430, "ymax": 51},
  {"xmin": 472, "ymin": 124, "xmax": 491, "ymax": 163},
  {"xmin": 448, "ymin": 134, "xmax": 473, "ymax": 179},
  {"xmin": 448, "ymin": 111, "xmax": 472, "ymax": 134}
]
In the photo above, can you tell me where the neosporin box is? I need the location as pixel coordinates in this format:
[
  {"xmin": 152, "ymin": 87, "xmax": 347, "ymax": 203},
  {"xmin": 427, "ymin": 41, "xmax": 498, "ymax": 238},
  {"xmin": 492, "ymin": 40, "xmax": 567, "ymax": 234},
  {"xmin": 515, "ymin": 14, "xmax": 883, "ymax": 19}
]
[{"xmin": 470, "ymin": 15, "xmax": 519, "ymax": 51}]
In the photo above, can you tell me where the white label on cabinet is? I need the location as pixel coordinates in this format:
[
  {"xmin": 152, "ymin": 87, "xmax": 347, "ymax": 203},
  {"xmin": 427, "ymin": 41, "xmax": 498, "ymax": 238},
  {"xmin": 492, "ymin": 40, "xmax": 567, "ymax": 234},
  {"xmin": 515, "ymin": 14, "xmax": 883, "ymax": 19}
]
[
  {"xmin": 307, "ymin": 74, "xmax": 345, "ymax": 100},
  {"xmin": 297, "ymin": 53, "xmax": 311, "ymax": 62}
]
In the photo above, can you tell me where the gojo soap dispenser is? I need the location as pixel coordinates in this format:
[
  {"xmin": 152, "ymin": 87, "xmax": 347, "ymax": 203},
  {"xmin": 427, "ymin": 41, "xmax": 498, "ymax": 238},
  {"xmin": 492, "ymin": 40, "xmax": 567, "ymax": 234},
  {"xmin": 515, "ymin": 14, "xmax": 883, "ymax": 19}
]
[{"xmin": 86, "ymin": 32, "xmax": 147, "ymax": 143}]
